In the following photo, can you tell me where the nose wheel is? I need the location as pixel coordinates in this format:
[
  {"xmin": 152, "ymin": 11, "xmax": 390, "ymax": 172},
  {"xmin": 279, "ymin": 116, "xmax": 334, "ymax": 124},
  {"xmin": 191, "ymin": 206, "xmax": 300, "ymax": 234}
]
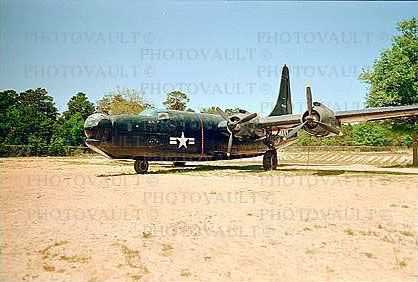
[
  {"xmin": 263, "ymin": 150, "xmax": 278, "ymax": 171},
  {"xmin": 134, "ymin": 159, "xmax": 149, "ymax": 174}
]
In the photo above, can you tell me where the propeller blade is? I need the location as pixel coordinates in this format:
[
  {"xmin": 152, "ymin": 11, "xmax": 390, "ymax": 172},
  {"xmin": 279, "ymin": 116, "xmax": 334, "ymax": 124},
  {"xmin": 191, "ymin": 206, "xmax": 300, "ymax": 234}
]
[
  {"xmin": 306, "ymin": 86, "xmax": 313, "ymax": 116},
  {"xmin": 285, "ymin": 121, "xmax": 307, "ymax": 139},
  {"xmin": 237, "ymin": 112, "xmax": 257, "ymax": 124},
  {"xmin": 227, "ymin": 133, "xmax": 233, "ymax": 157},
  {"xmin": 216, "ymin": 107, "xmax": 229, "ymax": 121},
  {"xmin": 316, "ymin": 121, "xmax": 341, "ymax": 135}
]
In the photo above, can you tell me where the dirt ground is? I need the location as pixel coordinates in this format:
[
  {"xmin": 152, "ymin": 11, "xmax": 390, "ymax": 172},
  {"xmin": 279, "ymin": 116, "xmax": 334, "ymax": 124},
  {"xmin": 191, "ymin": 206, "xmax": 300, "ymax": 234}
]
[{"xmin": 0, "ymin": 156, "xmax": 417, "ymax": 282}]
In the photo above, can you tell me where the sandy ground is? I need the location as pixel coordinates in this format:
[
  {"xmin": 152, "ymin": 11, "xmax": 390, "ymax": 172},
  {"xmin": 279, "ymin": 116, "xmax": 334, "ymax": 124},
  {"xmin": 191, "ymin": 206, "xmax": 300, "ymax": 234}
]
[{"xmin": 0, "ymin": 156, "xmax": 417, "ymax": 282}]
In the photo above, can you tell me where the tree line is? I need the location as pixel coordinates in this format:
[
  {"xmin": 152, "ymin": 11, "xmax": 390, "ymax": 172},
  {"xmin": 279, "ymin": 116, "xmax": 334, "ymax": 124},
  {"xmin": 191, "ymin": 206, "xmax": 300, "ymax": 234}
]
[{"xmin": 0, "ymin": 18, "xmax": 416, "ymax": 156}]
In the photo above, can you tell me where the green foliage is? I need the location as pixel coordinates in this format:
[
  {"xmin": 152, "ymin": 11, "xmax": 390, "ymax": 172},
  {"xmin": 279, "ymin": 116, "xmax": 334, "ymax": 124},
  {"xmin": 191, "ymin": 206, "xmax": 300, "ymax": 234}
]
[
  {"xmin": 1, "ymin": 88, "xmax": 58, "ymax": 145},
  {"xmin": 163, "ymin": 91, "xmax": 189, "ymax": 111},
  {"xmin": 358, "ymin": 17, "xmax": 418, "ymax": 145},
  {"xmin": 63, "ymin": 92, "xmax": 95, "ymax": 120},
  {"xmin": 297, "ymin": 126, "xmax": 352, "ymax": 146},
  {"xmin": 97, "ymin": 88, "xmax": 150, "ymax": 115},
  {"xmin": 352, "ymin": 123, "xmax": 391, "ymax": 146},
  {"xmin": 54, "ymin": 113, "xmax": 85, "ymax": 146},
  {"xmin": 0, "ymin": 88, "xmax": 95, "ymax": 156},
  {"xmin": 48, "ymin": 136, "xmax": 66, "ymax": 156},
  {"xmin": 360, "ymin": 18, "xmax": 418, "ymax": 107},
  {"xmin": 0, "ymin": 90, "xmax": 18, "ymax": 142},
  {"xmin": 200, "ymin": 106, "xmax": 219, "ymax": 114},
  {"xmin": 28, "ymin": 136, "xmax": 48, "ymax": 156},
  {"xmin": 0, "ymin": 143, "xmax": 8, "ymax": 156},
  {"xmin": 296, "ymin": 123, "xmax": 414, "ymax": 147}
]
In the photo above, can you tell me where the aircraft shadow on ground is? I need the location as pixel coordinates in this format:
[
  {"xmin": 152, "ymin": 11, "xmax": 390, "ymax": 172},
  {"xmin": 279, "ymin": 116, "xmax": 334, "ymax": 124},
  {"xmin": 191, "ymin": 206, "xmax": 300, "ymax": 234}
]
[
  {"xmin": 97, "ymin": 164, "xmax": 266, "ymax": 177},
  {"xmin": 96, "ymin": 164, "xmax": 412, "ymax": 177},
  {"xmin": 96, "ymin": 163, "xmax": 357, "ymax": 177}
]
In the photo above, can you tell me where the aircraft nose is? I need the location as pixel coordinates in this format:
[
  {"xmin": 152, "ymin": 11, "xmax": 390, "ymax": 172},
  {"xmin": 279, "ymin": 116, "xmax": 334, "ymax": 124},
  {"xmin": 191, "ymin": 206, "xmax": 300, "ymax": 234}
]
[{"xmin": 84, "ymin": 113, "xmax": 112, "ymax": 140}]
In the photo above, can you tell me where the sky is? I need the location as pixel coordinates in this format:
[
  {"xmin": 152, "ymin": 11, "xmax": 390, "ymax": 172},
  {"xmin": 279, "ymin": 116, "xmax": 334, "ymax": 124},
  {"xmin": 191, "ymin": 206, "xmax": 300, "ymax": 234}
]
[{"xmin": 0, "ymin": 0, "xmax": 417, "ymax": 116}]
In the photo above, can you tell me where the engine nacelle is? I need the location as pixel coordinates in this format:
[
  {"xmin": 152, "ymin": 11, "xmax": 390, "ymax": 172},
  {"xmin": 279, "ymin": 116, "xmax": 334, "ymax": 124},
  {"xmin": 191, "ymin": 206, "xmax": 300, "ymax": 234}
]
[{"xmin": 301, "ymin": 102, "xmax": 340, "ymax": 137}]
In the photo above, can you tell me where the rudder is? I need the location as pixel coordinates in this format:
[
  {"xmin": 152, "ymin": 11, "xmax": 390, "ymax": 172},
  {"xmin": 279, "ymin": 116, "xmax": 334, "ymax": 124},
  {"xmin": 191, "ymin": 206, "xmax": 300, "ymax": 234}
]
[{"xmin": 269, "ymin": 64, "xmax": 292, "ymax": 116}]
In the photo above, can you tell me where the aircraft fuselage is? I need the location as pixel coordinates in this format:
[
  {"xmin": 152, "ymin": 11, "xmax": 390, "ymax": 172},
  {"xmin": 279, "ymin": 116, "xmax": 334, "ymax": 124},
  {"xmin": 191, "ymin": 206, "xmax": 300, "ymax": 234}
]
[{"xmin": 85, "ymin": 109, "xmax": 269, "ymax": 161}]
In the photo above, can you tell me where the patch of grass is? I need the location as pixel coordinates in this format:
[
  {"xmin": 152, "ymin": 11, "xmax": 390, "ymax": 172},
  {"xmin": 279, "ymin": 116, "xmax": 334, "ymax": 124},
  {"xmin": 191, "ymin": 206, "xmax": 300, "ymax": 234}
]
[
  {"xmin": 399, "ymin": 230, "xmax": 414, "ymax": 237},
  {"xmin": 399, "ymin": 260, "xmax": 407, "ymax": 268},
  {"xmin": 305, "ymin": 248, "xmax": 316, "ymax": 255},
  {"xmin": 43, "ymin": 264, "xmax": 55, "ymax": 272},
  {"xmin": 142, "ymin": 231, "xmax": 152, "ymax": 239},
  {"xmin": 344, "ymin": 228, "xmax": 355, "ymax": 236},
  {"xmin": 362, "ymin": 252, "xmax": 375, "ymax": 259},
  {"xmin": 382, "ymin": 235, "xmax": 395, "ymax": 243},
  {"xmin": 40, "ymin": 240, "xmax": 69, "ymax": 257},
  {"xmin": 359, "ymin": 230, "xmax": 378, "ymax": 236},
  {"xmin": 59, "ymin": 255, "xmax": 90, "ymax": 263},
  {"xmin": 326, "ymin": 266, "xmax": 334, "ymax": 273},
  {"xmin": 161, "ymin": 244, "xmax": 174, "ymax": 257},
  {"xmin": 180, "ymin": 269, "xmax": 192, "ymax": 277},
  {"xmin": 130, "ymin": 274, "xmax": 143, "ymax": 282},
  {"xmin": 395, "ymin": 255, "xmax": 409, "ymax": 269},
  {"xmin": 112, "ymin": 243, "xmax": 144, "ymax": 269}
]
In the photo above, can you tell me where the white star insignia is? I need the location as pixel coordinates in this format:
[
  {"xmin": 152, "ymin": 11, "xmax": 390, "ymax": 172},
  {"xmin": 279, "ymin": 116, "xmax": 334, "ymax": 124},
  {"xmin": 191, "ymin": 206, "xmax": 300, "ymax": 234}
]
[
  {"xmin": 169, "ymin": 132, "xmax": 195, "ymax": 149},
  {"xmin": 177, "ymin": 131, "xmax": 188, "ymax": 149}
]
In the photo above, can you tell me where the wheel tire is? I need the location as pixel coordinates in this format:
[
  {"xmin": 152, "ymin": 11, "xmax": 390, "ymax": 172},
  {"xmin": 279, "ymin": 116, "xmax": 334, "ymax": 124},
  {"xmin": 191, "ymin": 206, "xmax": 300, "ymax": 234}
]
[
  {"xmin": 263, "ymin": 150, "xmax": 277, "ymax": 171},
  {"xmin": 173, "ymin": 162, "xmax": 186, "ymax": 167},
  {"xmin": 134, "ymin": 160, "xmax": 149, "ymax": 174}
]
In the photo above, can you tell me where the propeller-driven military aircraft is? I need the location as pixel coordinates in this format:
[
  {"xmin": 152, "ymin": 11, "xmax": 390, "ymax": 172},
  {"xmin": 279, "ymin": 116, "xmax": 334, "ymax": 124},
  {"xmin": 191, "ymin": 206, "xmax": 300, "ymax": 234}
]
[{"xmin": 84, "ymin": 65, "xmax": 418, "ymax": 173}]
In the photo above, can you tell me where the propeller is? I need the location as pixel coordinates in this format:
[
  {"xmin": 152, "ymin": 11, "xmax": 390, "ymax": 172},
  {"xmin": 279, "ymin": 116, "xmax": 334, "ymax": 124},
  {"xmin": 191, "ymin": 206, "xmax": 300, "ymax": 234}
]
[
  {"xmin": 216, "ymin": 107, "xmax": 258, "ymax": 157},
  {"xmin": 284, "ymin": 86, "xmax": 340, "ymax": 139},
  {"xmin": 284, "ymin": 121, "xmax": 308, "ymax": 139},
  {"xmin": 306, "ymin": 86, "xmax": 313, "ymax": 116},
  {"xmin": 315, "ymin": 120, "xmax": 341, "ymax": 135}
]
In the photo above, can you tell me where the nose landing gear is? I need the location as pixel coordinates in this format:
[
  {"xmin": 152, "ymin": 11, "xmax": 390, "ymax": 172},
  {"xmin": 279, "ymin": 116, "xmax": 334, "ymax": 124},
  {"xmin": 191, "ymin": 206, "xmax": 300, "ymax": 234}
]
[
  {"xmin": 263, "ymin": 150, "xmax": 278, "ymax": 171},
  {"xmin": 134, "ymin": 159, "xmax": 149, "ymax": 174}
]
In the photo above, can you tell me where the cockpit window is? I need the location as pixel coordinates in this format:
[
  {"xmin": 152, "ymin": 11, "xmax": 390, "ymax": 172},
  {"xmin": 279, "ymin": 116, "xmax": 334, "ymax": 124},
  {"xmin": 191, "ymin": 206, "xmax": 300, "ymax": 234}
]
[{"xmin": 157, "ymin": 112, "xmax": 169, "ymax": 120}]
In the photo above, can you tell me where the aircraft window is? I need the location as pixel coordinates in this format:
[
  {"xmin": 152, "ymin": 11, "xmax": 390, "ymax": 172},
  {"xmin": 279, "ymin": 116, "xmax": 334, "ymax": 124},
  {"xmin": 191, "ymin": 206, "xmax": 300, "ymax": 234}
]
[{"xmin": 157, "ymin": 112, "xmax": 169, "ymax": 120}]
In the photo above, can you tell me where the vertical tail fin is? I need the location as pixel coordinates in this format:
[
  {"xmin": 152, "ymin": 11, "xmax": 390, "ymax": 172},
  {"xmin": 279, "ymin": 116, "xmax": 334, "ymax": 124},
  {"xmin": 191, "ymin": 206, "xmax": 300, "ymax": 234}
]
[{"xmin": 269, "ymin": 64, "xmax": 292, "ymax": 116}]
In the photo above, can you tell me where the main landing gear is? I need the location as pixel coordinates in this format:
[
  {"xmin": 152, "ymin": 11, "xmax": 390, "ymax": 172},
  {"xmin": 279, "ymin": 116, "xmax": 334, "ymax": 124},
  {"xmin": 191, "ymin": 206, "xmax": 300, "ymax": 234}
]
[
  {"xmin": 263, "ymin": 150, "xmax": 278, "ymax": 171},
  {"xmin": 134, "ymin": 153, "xmax": 278, "ymax": 173},
  {"xmin": 134, "ymin": 159, "xmax": 149, "ymax": 174}
]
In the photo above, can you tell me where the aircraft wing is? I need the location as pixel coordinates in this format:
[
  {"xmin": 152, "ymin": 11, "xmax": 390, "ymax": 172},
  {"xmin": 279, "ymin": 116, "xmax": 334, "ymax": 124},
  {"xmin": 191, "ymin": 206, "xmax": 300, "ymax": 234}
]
[
  {"xmin": 257, "ymin": 104, "xmax": 418, "ymax": 128},
  {"xmin": 335, "ymin": 105, "xmax": 418, "ymax": 124},
  {"xmin": 257, "ymin": 114, "xmax": 301, "ymax": 128}
]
